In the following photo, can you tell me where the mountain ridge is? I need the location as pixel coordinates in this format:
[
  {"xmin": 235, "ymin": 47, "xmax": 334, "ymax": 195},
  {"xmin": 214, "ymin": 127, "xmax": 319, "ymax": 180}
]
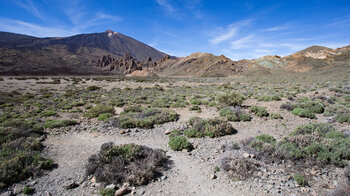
[{"xmin": 0, "ymin": 30, "xmax": 349, "ymax": 76}]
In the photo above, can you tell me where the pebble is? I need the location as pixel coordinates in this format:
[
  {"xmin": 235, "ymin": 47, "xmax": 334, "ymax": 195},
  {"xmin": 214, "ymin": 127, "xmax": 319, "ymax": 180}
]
[{"xmin": 106, "ymin": 184, "xmax": 116, "ymax": 189}]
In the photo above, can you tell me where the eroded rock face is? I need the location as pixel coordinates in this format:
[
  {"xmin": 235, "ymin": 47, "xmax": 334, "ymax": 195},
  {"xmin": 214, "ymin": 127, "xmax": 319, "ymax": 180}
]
[{"xmin": 96, "ymin": 53, "xmax": 157, "ymax": 74}]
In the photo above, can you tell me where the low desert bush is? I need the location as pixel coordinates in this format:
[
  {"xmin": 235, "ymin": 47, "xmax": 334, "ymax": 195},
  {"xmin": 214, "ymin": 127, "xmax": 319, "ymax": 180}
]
[
  {"xmin": 270, "ymin": 113, "xmax": 282, "ymax": 119},
  {"xmin": 118, "ymin": 108, "xmax": 178, "ymax": 129},
  {"xmin": 87, "ymin": 86, "xmax": 101, "ymax": 91},
  {"xmin": 44, "ymin": 119, "xmax": 78, "ymax": 128},
  {"xmin": 250, "ymin": 106, "xmax": 269, "ymax": 117},
  {"xmin": 86, "ymin": 143, "xmax": 168, "ymax": 186},
  {"xmin": 22, "ymin": 186, "xmax": 35, "ymax": 194},
  {"xmin": 97, "ymin": 113, "xmax": 113, "ymax": 121},
  {"xmin": 219, "ymin": 107, "xmax": 251, "ymax": 122},
  {"xmin": 220, "ymin": 155, "xmax": 260, "ymax": 180},
  {"xmin": 236, "ymin": 123, "xmax": 350, "ymax": 167},
  {"xmin": 292, "ymin": 108, "xmax": 316, "ymax": 119},
  {"xmin": 335, "ymin": 108, "xmax": 350, "ymax": 123},
  {"xmin": 294, "ymin": 173, "xmax": 307, "ymax": 187},
  {"xmin": 297, "ymin": 100, "xmax": 325, "ymax": 114},
  {"xmin": 99, "ymin": 188, "xmax": 116, "ymax": 196},
  {"xmin": 280, "ymin": 103, "xmax": 295, "ymax": 111},
  {"xmin": 39, "ymin": 110, "xmax": 57, "ymax": 117},
  {"xmin": 168, "ymin": 136, "xmax": 193, "ymax": 151},
  {"xmin": 0, "ymin": 125, "xmax": 53, "ymax": 188},
  {"xmin": 217, "ymin": 92, "xmax": 246, "ymax": 107},
  {"xmin": 186, "ymin": 117, "xmax": 237, "ymax": 138},
  {"xmin": 83, "ymin": 105, "xmax": 115, "ymax": 118},
  {"xmin": 189, "ymin": 105, "xmax": 201, "ymax": 112}
]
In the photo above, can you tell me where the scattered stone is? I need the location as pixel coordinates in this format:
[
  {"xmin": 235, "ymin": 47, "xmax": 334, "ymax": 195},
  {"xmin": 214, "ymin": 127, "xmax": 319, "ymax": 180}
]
[
  {"xmin": 106, "ymin": 184, "xmax": 116, "ymax": 189},
  {"xmin": 63, "ymin": 181, "xmax": 80, "ymax": 190},
  {"xmin": 91, "ymin": 176, "xmax": 96, "ymax": 183},
  {"xmin": 182, "ymin": 149, "xmax": 188, "ymax": 153},
  {"xmin": 210, "ymin": 173, "xmax": 217, "ymax": 180},
  {"xmin": 160, "ymin": 175, "xmax": 167, "ymax": 180},
  {"xmin": 13, "ymin": 184, "xmax": 25, "ymax": 194},
  {"xmin": 120, "ymin": 130, "xmax": 126, "ymax": 134},
  {"xmin": 0, "ymin": 191, "xmax": 13, "ymax": 196},
  {"xmin": 164, "ymin": 129, "xmax": 172, "ymax": 135},
  {"xmin": 115, "ymin": 187, "xmax": 129, "ymax": 196},
  {"xmin": 243, "ymin": 153, "xmax": 250, "ymax": 158}
]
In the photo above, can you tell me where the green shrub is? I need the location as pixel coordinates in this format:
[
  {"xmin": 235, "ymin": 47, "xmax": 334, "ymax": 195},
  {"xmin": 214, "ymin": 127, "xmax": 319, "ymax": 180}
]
[
  {"xmin": 23, "ymin": 186, "xmax": 35, "ymax": 194},
  {"xmin": 87, "ymin": 86, "xmax": 101, "ymax": 91},
  {"xmin": 83, "ymin": 105, "xmax": 115, "ymax": 118},
  {"xmin": 256, "ymin": 134, "xmax": 276, "ymax": 143},
  {"xmin": 188, "ymin": 117, "xmax": 237, "ymax": 138},
  {"xmin": 168, "ymin": 136, "xmax": 193, "ymax": 151},
  {"xmin": 168, "ymin": 129, "xmax": 181, "ymax": 139},
  {"xmin": 250, "ymin": 106, "xmax": 269, "ymax": 117},
  {"xmin": 298, "ymin": 101, "xmax": 324, "ymax": 114},
  {"xmin": 294, "ymin": 173, "xmax": 307, "ymax": 187},
  {"xmin": 39, "ymin": 110, "xmax": 57, "ymax": 117},
  {"xmin": 244, "ymin": 123, "xmax": 350, "ymax": 166},
  {"xmin": 86, "ymin": 143, "xmax": 167, "ymax": 186},
  {"xmin": 324, "ymin": 104, "xmax": 345, "ymax": 117},
  {"xmin": 217, "ymin": 92, "xmax": 246, "ymax": 107},
  {"xmin": 184, "ymin": 129, "xmax": 204, "ymax": 138},
  {"xmin": 190, "ymin": 99, "xmax": 201, "ymax": 105},
  {"xmin": 270, "ymin": 113, "xmax": 282, "ymax": 119},
  {"xmin": 97, "ymin": 113, "xmax": 113, "ymax": 121},
  {"xmin": 292, "ymin": 108, "xmax": 316, "ymax": 119},
  {"xmin": 1, "ymin": 119, "xmax": 44, "ymax": 135},
  {"xmin": 258, "ymin": 96, "xmax": 271, "ymax": 102},
  {"xmin": 219, "ymin": 107, "xmax": 251, "ymax": 122},
  {"xmin": 335, "ymin": 108, "xmax": 350, "ymax": 123},
  {"xmin": 123, "ymin": 105, "xmax": 143, "ymax": 113},
  {"xmin": 189, "ymin": 105, "xmax": 201, "ymax": 112},
  {"xmin": 71, "ymin": 101, "xmax": 85, "ymax": 107},
  {"xmin": 118, "ymin": 108, "xmax": 178, "ymax": 129},
  {"xmin": 99, "ymin": 188, "xmax": 116, "ymax": 196},
  {"xmin": 44, "ymin": 119, "xmax": 78, "ymax": 128}
]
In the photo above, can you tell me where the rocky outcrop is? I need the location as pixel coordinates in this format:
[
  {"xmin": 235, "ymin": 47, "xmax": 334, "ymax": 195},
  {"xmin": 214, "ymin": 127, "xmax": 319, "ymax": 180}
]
[{"xmin": 96, "ymin": 53, "xmax": 158, "ymax": 75}]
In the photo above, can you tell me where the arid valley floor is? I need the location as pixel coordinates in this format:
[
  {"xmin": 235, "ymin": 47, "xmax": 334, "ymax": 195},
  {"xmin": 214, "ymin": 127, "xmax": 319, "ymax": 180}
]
[{"xmin": 0, "ymin": 74, "xmax": 349, "ymax": 196}]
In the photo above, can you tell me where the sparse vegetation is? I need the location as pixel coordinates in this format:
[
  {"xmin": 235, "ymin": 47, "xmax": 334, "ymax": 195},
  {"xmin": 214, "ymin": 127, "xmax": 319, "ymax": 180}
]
[
  {"xmin": 44, "ymin": 119, "xmax": 78, "ymax": 128},
  {"xmin": 86, "ymin": 142, "xmax": 168, "ymax": 186},
  {"xmin": 250, "ymin": 106, "xmax": 269, "ymax": 117},
  {"xmin": 294, "ymin": 173, "xmax": 307, "ymax": 187},
  {"xmin": 118, "ymin": 108, "xmax": 178, "ymax": 128},
  {"xmin": 219, "ymin": 107, "xmax": 252, "ymax": 121},
  {"xmin": 168, "ymin": 136, "xmax": 193, "ymax": 151},
  {"xmin": 217, "ymin": 92, "xmax": 246, "ymax": 107},
  {"xmin": 186, "ymin": 117, "xmax": 237, "ymax": 138}
]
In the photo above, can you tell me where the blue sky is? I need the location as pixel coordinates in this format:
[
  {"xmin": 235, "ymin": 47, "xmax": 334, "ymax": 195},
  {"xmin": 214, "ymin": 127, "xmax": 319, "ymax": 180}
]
[{"xmin": 0, "ymin": 0, "xmax": 350, "ymax": 60}]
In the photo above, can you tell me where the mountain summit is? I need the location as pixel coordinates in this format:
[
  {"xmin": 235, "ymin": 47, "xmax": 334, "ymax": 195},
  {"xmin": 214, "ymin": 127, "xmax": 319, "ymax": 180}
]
[{"xmin": 0, "ymin": 31, "xmax": 166, "ymax": 75}]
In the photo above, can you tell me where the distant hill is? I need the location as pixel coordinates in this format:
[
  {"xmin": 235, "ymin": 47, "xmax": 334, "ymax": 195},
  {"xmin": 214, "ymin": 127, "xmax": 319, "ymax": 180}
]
[
  {"xmin": 154, "ymin": 53, "xmax": 244, "ymax": 77},
  {"xmin": 0, "ymin": 30, "xmax": 166, "ymax": 75},
  {"xmin": 243, "ymin": 45, "xmax": 350, "ymax": 72}
]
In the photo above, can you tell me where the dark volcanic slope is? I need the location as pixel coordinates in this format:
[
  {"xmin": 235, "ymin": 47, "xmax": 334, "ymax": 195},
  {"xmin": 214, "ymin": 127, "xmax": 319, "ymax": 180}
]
[{"xmin": 0, "ymin": 30, "xmax": 166, "ymax": 75}]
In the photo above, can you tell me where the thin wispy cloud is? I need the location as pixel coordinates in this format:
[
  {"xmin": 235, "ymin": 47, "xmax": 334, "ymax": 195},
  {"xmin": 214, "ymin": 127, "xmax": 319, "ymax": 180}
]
[
  {"xmin": 156, "ymin": 0, "xmax": 175, "ymax": 13},
  {"xmin": 261, "ymin": 23, "xmax": 290, "ymax": 32},
  {"xmin": 210, "ymin": 27, "xmax": 238, "ymax": 44},
  {"xmin": 14, "ymin": 0, "xmax": 45, "ymax": 20},
  {"xmin": 230, "ymin": 35, "xmax": 254, "ymax": 49},
  {"xmin": 210, "ymin": 19, "xmax": 252, "ymax": 44},
  {"xmin": 95, "ymin": 13, "xmax": 122, "ymax": 21},
  {"xmin": 0, "ymin": 18, "xmax": 77, "ymax": 37}
]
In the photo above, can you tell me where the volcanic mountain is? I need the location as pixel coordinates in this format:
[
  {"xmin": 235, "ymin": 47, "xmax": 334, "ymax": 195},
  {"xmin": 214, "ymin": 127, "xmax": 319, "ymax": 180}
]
[{"xmin": 0, "ymin": 30, "xmax": 166, "ymax": 75}]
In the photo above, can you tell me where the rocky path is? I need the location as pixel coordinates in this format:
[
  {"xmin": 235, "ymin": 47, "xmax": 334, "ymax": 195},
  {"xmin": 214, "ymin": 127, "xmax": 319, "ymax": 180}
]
[{"xmin": 30, "ymin": 127, "xmax": 260, "ymax": 196}]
